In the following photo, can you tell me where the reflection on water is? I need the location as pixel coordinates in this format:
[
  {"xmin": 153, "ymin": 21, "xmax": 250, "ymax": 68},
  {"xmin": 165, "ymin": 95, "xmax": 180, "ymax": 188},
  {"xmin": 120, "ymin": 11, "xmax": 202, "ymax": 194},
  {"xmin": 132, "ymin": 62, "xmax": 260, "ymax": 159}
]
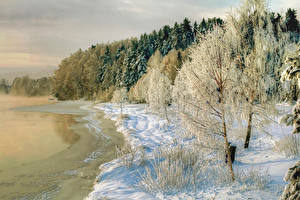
[
  {"xmin": 0, "ymin": 95, "xmax": 79, "ymax": 170},
  {"xmin": 0, "ymin": 95, "xmax": 124, "ymax": 200},
  {"xmin": 53, "ymin": 115, "xmax": 80, "ymax": 145}
]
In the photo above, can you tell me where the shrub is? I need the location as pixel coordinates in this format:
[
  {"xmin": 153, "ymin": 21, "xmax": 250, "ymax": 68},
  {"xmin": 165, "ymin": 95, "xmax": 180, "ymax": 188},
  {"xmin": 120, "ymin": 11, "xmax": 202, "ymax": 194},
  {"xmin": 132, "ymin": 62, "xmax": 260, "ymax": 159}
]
[
  {"xmin": 139, "ymin": 145, "xmax": 201, "ymax": 193},
  {"xmin": 116, "ymin": 143, "xmax": 137, "ymax": 168},
  {"xmin": 274, "ymin": 134, "xmax": 300, "ymax": 157},
  {"xmin": 139, "ymin": 144, "xmax": 271, "ymax": 194},
  {"xmin": 235, "ymin": 168, "xmax": 270, "ymax": 191}
]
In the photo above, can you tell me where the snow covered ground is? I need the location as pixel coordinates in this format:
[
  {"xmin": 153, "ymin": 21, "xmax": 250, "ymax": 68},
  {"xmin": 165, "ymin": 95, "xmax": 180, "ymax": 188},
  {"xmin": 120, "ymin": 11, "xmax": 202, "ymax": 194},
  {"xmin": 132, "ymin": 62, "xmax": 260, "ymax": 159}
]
[{"xmin": 86, "ymin": 103, "xmax": 299, "ymax": 200}]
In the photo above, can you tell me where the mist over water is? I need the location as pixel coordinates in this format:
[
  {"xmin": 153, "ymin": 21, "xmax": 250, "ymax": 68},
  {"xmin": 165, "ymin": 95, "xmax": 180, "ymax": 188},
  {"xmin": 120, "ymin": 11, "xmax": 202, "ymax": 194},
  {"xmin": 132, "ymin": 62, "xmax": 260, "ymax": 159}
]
[
  {"xmin": 0, "ymin": 95, "xmax": 124, "ymax": 200},
  {"xmin": 0, "ymin": 95, "xmax": 77, "ymax": 170},
  {"xmin": 0, "ymin": 66, "xmax": 57, "ymax": 84}
]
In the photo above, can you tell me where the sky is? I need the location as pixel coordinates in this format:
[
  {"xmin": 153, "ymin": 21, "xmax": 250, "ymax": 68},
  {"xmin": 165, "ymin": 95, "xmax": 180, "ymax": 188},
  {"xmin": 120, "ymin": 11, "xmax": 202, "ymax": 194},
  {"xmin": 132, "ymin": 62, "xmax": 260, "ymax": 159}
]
[{"xmin": 0, "ymin": 0, "xmax": 299, "ymax": 68}]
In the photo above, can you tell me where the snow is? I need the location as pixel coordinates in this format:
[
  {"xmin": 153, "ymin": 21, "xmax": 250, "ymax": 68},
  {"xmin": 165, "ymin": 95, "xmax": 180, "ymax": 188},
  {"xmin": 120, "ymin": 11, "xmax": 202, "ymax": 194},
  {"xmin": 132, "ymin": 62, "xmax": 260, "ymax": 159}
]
[{"xmin": 86, "ymin": 103, "xmax": 299, "ymax": 200}]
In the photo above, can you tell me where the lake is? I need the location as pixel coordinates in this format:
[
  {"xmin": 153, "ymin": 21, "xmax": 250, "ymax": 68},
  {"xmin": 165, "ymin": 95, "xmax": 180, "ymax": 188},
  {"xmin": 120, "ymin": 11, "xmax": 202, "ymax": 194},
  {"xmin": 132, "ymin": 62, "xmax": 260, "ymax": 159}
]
[{"xmin": 0, "ymin": 95, "xmax": 124, "ymax": 200}]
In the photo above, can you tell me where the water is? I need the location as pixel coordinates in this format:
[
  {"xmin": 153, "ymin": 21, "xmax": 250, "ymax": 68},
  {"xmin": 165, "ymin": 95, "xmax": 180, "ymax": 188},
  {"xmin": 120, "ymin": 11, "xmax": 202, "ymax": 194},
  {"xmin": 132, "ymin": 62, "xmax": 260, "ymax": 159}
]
[
  {"xmin": 0, "ymin": 96, "xmax": 75, "ymax": 171},
  {"xmin": 0, "ymin": 95, "xmax": 124, "ymax": 200}
]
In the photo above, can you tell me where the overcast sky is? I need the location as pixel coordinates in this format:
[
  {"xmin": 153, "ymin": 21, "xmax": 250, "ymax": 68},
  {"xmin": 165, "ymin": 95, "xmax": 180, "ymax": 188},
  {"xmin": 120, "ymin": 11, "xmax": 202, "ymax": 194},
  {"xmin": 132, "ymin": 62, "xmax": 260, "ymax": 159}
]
[{"xmin": 0, "ymin": 0, "xmax": 299, "ymax": 68}]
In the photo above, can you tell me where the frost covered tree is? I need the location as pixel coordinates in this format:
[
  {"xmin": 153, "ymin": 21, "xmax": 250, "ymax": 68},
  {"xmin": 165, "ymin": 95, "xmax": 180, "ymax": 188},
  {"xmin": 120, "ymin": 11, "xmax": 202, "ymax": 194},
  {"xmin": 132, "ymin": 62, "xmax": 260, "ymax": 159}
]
[
  {"xmin": 147, "ymin": 51, "xmax": 172, "ymax": 122},
  {"xmin": 111, "ymin": 86, "xmax": 128, "ymax": 117},
  {"xmin": 280, "ymin": 43, "xmax": 300, "ymax": 133},
  {"xmin": 227, "ymin": 0, "xmax": 291, "ymax": 148},
  {"xmin": 173, "ymin": 27, "xmax": 240, "ymax": 181},
  {"xmin": 279, "ymin": 44, "xmax": 300, "ymax": 200}
]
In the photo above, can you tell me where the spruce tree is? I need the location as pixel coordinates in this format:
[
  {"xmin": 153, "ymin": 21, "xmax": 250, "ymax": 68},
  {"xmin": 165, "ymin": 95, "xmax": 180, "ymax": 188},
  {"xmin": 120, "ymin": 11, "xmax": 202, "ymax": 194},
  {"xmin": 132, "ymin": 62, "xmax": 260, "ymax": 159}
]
[
  {"xmin": 285, "ymin": 8, "xmax": 299, "ymax": 33},
  {"xmin": 200, "ymin": 18, "xmax": 207, "ymax": 34},
  {"xmin": 181, "ymin": 18, "xmax": 194, "ymax": 49},
  {"xmin": 171, "ymin": 22, "xmax": 183, "ymax": 50},
  {"xmin": 193, "ymin": 21, "xmax": 199, "ymax": 38}
]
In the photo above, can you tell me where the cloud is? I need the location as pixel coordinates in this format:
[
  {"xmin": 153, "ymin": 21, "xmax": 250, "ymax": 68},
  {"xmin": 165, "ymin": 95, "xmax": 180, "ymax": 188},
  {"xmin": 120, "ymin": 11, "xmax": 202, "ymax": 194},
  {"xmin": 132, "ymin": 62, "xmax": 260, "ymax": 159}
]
[
  {"xmin": 0, "ymin": 52, "xmax": 60, "ymax": 67},
  {"xmin": 0, "ymin": 0, "xmax": 298, "ymax": 67},
  {"xmin": 270, "ymin": 0, "xmax": 300, "ymax": 13}
]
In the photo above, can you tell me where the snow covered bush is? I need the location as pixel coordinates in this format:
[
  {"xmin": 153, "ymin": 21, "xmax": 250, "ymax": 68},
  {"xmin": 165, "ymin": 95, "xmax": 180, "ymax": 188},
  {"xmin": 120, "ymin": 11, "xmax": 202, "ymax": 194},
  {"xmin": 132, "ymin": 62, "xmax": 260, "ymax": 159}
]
[
  {"xmin": 116, "ymin": 143, "xmax": 137, "ymax": 168},
  {"xmin": 275, "ymin": 134, "xmax": 300, "ymax": 157},
  {"xmin": 111, "ymin": 87, "xmax": 128, "ymax": 117},
  {"xmin": 235, "ymin": 168, "xmax": 270, "ymax": 190},
  {"xmin": 139, "ymin": 144, "xmax": 270, "ymax": 194},
  {"xmin": 139, "ymin": 145, "xmax": 210, "ymax": 193}
]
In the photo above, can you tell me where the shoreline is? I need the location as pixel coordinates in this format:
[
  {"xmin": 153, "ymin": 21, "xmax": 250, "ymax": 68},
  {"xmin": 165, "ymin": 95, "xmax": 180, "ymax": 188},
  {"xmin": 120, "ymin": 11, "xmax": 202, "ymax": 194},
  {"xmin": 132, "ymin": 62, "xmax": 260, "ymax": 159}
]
[
  {"xmin": 86, "ymin": 103, "xmax": 296, "ymax": 200},
  {"xmin": 0, "ymin": 97, "xmax": 124, "ymax": 200}
]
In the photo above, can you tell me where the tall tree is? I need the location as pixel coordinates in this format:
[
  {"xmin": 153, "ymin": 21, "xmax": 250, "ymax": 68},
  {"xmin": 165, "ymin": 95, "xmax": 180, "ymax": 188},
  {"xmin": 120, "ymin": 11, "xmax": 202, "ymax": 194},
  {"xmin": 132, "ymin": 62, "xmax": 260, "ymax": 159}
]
[
  {"xmin": 227, "ymin": 0, "xmax": 291, "ymax": 148},
  {"xmin": 193, "ymin": 21, "xmax": 199, "ymax": 38},
  {"xmin": 147, "ymin": 51, "xmax": 172, "ymax": 121},
  {"xmin": 285, "ymin": 8, "xmax": 299, "ymax": 33},
  {"xmin": 181, "ymin": 18, "xmax": 194, "ymax": 49},
  {"xmin": 173, "ymin": 27, "xmax": 239, "ymax": 181},
  {"xmin": 171, "ymin": 22, "xmax": 183, "ymax": 50},
  {"xmin": 200, "ymin": 18, "xmax": 207, "ymax": 34},
  {"xmin": 103, "ymin": 46, "xmax": 112, "ymax": 66}
]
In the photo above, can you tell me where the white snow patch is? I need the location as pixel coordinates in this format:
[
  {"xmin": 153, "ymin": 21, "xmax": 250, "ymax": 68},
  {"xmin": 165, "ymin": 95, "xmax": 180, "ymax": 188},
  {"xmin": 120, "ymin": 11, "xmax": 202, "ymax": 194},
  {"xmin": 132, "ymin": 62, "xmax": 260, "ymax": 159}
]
[{"xmin": 86, "ymin": 103, "xmax": 299, "ymax": 200}]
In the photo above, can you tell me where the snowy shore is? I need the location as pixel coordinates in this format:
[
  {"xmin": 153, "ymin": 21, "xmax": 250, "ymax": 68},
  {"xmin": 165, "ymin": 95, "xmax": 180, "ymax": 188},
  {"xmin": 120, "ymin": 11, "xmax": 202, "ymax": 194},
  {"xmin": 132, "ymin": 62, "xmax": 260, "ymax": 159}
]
[{"xmin": 86, "ymin": 103, "xmax": 298, "ymax": 200}]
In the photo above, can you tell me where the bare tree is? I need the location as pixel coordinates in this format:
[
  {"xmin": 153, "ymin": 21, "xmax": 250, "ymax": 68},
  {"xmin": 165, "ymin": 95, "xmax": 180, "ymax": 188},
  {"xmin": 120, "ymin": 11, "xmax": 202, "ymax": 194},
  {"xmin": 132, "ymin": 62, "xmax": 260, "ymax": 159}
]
[{"xmin": 173, "ymin": 27, "xmax": 240, "ymax": 181}]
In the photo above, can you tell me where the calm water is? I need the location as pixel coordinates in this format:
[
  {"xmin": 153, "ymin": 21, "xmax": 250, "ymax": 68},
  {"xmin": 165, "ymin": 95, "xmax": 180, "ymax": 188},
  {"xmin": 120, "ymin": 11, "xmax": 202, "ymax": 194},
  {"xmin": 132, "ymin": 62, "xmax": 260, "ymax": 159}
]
[
  {"xmin": 0, "ymin": 96, "xmax": 76, "ymax": 171},
  {"xmin": 0, "ymin": 95, "xmax": 124, "ymax": 200}
]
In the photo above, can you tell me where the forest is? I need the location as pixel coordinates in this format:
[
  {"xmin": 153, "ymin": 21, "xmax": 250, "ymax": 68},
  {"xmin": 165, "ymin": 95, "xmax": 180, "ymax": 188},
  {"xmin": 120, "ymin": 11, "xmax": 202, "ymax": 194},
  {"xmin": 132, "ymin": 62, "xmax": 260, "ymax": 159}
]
[
  {"xmin": 9, "ymin": 76, "xmax": 52, "ymax": 97},
  {"xmin": 84, "ymin": 2, "xmax": 300, "ymax": 198},
  {"xmin": 0, "ymin": 79, "xmax": 10, "ymax": 94},
  {"xmin": 3, "ymin": 0, "xmax": 299, "ymax": 199},
  {"xmin": 52, "ymin": 8, "xmax": 299, "ymax": 104},
  {"xmin": 53, "ymin": 17, "xmax": 223, "ymax": 100}
]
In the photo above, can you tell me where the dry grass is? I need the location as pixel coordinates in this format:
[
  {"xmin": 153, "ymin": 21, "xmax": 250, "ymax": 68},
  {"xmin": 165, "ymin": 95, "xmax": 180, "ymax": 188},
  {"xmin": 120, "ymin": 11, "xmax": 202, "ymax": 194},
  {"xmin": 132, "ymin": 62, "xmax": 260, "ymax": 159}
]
[
  {"xmin": 116, "ymin": 143, "xmax": 148, "ymax": 168},
  {"xmin": 235, "ymin": 168, "xmax": 270, "ymax": 190},
  {"xmin": 139, "ymin": 144, "xmax": 270, "ymax": 194},
  {"xmin": 139, "ymin": 145, "xmax": 201, "ymax": 193},
  {"xmin": 274, "ymin": 134, "xmax": 300, "ymax": 157},
  {"xmin": 116, "ymin": 143, "xmax": 137, "ymax": 168}
]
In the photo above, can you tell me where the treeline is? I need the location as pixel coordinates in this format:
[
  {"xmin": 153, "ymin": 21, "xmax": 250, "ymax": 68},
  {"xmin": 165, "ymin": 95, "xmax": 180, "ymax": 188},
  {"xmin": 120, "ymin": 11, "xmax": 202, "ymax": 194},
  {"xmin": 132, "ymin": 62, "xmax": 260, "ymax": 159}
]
[
  {"xmin": 53, "ymin": 9, "xmax": 299, "ymax": 101},
  {"xmin": 10, "ymin": 76, "xmax": 52, "ymax": 97},
  {"xmin": 0, "ymin": 79, "xmax": 10, "ymax": 94},
  {"xmin": 53, "ymin": 17, "xmax": 223, "ymax": 100}
]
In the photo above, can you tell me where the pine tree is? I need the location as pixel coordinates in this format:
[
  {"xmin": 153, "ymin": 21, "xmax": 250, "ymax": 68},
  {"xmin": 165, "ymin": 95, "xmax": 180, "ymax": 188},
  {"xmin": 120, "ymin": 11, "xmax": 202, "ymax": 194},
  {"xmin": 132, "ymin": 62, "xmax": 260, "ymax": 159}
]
[
  {"xmin": 158, "ymin": 25, "xmax": 172, "ymax": 55},
  {"xmin": 193, "ymin": 21, "xmax": 199, "ymax": 38},
  {"xmin": 115, "ymin": 44, "xmax": 125, "ymax": 61},
  {"xmin": 181, "ymin": 18, "xmax": 194, "ymax": 49},
  {"xmin": 171, "ymin": 22, "xmax": 183, "ymax": 50},
  {"xmin": 285, "ymin": 8, "xmax": 299, "ymax": 33},
  {"xmin": 200, "ymin": 18, "xmax": 207, "ymax": 34},
  {"xmin": 103, "ymin": 46, "xmax": 112, "ymax": 66}
]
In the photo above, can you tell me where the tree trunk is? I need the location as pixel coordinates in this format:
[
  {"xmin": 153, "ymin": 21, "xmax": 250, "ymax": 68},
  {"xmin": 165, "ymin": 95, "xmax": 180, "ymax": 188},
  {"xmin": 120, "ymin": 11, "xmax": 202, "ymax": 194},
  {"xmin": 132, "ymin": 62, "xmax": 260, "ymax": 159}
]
[
  {"xmin": 164, "ymin": 105, "xmax": 169, "ymax": 123},
  {"xmin": 222, "ymin": 114, "xmax": 235, "ymax": 181},
  {"xmin": 120, "ymin": 101, "xmax": 123, "ymax": 118},
  {"xmin": 244, "ymin": 108, "xmax": 253, "ymax": 149}
]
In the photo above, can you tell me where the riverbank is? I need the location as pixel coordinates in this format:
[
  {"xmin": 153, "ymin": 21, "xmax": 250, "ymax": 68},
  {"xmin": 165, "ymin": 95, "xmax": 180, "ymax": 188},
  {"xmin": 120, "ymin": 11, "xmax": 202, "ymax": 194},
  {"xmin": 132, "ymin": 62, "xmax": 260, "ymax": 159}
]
[
  {"xmin": 86, "ymin": 103, "xmax": 297, "ymax": 200},
  {"xmin": 0, "ymin": 96, "xmax": 124, "ymax": 200}
]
